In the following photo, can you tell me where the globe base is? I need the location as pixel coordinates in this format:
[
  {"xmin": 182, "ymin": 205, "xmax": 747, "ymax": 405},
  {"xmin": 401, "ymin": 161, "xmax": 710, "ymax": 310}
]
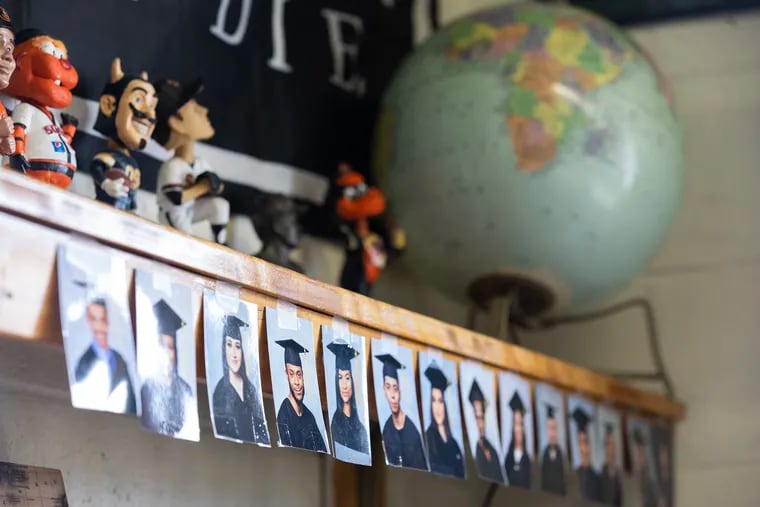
[{"xmin": 468, "ymin": 273, "xmax": 556, "ymax": 318}]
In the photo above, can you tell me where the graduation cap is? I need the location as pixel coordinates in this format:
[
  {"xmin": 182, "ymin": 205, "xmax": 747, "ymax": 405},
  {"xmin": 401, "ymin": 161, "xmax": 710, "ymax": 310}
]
[
  {"xmin": 152, "ymin": 298, "xmax": 186, "ymax": 338},
  {"xmin": 73, "ymin": 279, "xmax": 107, "ymax": 307},
  {"xmin": 277, "ymin": 339, "xmax": 308, "ymax": 367},
  {"xmin": 605, "ymin": 422, "xmax": 615, "ymax": 437},
  {"xmin": 509, "ymin": 392, "xmax": 526, "ymax": 414},
  {"xmin": 545, "ymin": 404, "xmax": 556, "ymax": 420},
  {"xmin": 468, "ymin": 379, "xmax": 486, "ymax": 406},
  {"xmin": 375, "ymin": 353, "xmax": 404, "ymax": 380},
  {"xmin": 222, "ymin": 314, "xmax": 248, "ymax": 341},
  {"xmin": 633, "ymin": 427, "xmax": 647, "ymax": 445},
  {"xmin": 572, "ymin": 406, "xmax": 591, "ymax": 434},
  {"xmin": 424, "ymin": 362, "xmax": 449, "ymax": 391},
  {"xmin": 327, "ymin": 341, "xmax": 359, "ymax": 371}
]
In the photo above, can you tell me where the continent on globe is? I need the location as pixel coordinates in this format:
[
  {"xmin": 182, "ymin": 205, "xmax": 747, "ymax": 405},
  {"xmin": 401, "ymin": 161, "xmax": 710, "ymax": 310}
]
[{"xmin": 446, "ymin": 5, "xmax": 636, "ymax": 171}]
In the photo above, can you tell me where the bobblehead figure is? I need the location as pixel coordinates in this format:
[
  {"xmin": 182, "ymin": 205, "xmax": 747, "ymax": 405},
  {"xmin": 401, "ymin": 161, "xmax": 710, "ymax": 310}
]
[
  {"xmin": 90, "ymin": 58, "xmax": 157, "ymax": 212},
  {"xmin": 0, "ymin": 5, "xmax": 17, "ymax": 155},
  {"xmin": 5, "ymin": 28, "xmax": 79, "ymax": 188},
  {"xmin": 153, "ymin": 78, "xmax": 229, "ymax": 244}
]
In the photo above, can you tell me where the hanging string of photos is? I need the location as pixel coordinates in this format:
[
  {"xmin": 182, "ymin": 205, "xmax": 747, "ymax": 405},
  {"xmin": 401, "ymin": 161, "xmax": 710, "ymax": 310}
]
[{"xmin": 55, "ymin": 240, "xmax": 675, "ymax": 506}]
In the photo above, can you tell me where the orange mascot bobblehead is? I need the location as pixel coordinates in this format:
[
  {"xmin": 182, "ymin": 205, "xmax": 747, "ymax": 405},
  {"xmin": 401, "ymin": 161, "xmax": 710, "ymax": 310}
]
[{"xmin": 5, "ymin": 28, "xmax": 79, "ymax": 188}]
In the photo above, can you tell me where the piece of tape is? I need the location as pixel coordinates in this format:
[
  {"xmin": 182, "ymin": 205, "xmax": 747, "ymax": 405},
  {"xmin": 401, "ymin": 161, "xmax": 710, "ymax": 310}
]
[
  {"xmin": 380, "ymin": 332, "xmax": 398, "ymax": 354},
  {"xmin": 276, "ymin": 299, "xmax": 299, "ymax": 330},
  {"xmin": 151, "ymin": 269, "xmax": 173, "ymax": 297},
  {"xmin": 215, "ymin": 280, "xmax": 241, "ymax": 313},
  {"xmin": 332, "ymin": 316, "xmax": 350, "ymax": 342}
]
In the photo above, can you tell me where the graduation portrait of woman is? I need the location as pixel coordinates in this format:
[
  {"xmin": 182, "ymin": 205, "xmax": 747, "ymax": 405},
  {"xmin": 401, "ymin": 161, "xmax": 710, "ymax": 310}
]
[
  {"xmin": 499, "ymin": 371, "xmax": 534, "ymax": 490},
  {"xmin": 204, "ymin": 290, "xmax": 270, "ymax": 446},
  {"xmin": 322, "ymin": 324, "xmax": 371, "ymax": 466},
  {"xmin": 419, "ymin": 351, "xmax": 466, "ymax": 479}
]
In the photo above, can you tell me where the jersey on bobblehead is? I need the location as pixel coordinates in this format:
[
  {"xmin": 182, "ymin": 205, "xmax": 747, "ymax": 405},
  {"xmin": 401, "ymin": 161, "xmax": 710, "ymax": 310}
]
[
  {"xmin": 5, "ymin": 28, "xmax": 79, "ymax": 189},
  {"xmin": 153, "ymin": 78, "xmax": 230, "ymax": 245}
]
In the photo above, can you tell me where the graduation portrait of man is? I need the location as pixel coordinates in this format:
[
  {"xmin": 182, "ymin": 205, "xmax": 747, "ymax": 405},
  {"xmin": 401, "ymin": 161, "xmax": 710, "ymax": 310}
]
[
  {"xmin": 468, "ymin": 380, "xmax": 504, "ymax": 483},
  {"xmin": 540, "ymin": 404, "xmax": 567, "ymax": 495},
  {"xmin": 571, "ymin": 406, "xmax": 601, "ymax": 502},
  {"xmin": 375, "ymin": 352, "xmax": 428, "ymax": 470},
  {"xmin": 631, "ymin": 425, "xmax": 659, "ymax": 507},
  {"xmin": 69, "ymin": 280, "xmax": 137, "ymax": 415},
  {"xmin": 140, "ymin": 298, "xmax": 198, "ymax": 440},
  {"xmin": 275, "ymin": 339, "xmax": 328, "ymax": 452},
  {"xmin": 599, "ymin": 422, "xmax": 623, "ymax": 506},
  {"xmin": 504, "ymin": 391, "xmax": 532, "ymax": 488},
  {"xmin": 423, "ymin": 361, "xmax": 465, "ymax": 478}
]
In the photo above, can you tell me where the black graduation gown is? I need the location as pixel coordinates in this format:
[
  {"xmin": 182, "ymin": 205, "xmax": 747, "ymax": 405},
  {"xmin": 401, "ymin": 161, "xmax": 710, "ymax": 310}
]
[
  {"xmin": 577, "ymin": 465, "xmax": 601, "ymax": 502},
  {"xmin": 382, "ymin": 416, "xmax": 427, "ymax": 470},
  {"xmin": 476, "ymin": 438, "xmax": 504, "ymax": 483},
  {"xmin": 212, "ymin": 375, "xmax": 269, "ymax": 445},
  {"xmin": 140, "ymin": 375, "xmax": 193, "ymax": 436},
  {"xmin": 331, "ymin": 410, "xmax": 370, "ymax": 454},
  {"xmin": 540, "ymin": 445, "xmax": 566, "ymax": 495},
  {"xmin": 599, "ymin": 465, "xmax": 623, "ymax": 506},
  {"xmin": 505, "ymin": 448, "xmax": 532, "ymax": 488},
  {"xmin": 426, "ymin": 424, "xmax": 465, "ymax": 477},
  {"xmin": 640, "ymin": 473, "xmax": 658, "ymax": 507},
  {"xmin": 276, "ymin": 398, "xmax": 327, "ymax": 452},
  {"xmin": 75, "ymin": 345, "xmax": 136, "ymax": 413}
]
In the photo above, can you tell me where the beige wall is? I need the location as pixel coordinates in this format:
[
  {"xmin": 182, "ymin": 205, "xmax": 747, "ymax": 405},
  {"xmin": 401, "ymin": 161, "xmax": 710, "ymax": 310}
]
[{"xmin": 2, "ymin": 5, "xmax": 759, "ymax": 507}]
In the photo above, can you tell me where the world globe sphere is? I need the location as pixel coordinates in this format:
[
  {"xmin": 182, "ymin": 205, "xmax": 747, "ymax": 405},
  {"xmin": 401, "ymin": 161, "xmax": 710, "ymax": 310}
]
[{"xmin": 373, "ymin": 2, "xmax": 684, "ymax": 316}]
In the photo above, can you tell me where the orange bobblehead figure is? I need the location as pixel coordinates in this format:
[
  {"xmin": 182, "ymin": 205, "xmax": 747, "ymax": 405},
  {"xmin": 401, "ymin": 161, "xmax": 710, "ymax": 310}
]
[
  {"xmin": 335, "ymin": 162, "xmax": 405, "ymax": 295},
  {"xmin": 0, "ymin": 5, "xmax": 17, "ymax": 155},
  {"xmin": 5, "ymin": 28, "xmax": 79, "ymax": 188}
]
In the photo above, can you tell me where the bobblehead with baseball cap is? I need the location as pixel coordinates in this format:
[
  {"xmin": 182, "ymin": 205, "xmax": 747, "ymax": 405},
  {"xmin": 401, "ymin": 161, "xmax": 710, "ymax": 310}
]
[{"xmin": 152, "ymin": 78, "xmax": 204, "ymax": 146}]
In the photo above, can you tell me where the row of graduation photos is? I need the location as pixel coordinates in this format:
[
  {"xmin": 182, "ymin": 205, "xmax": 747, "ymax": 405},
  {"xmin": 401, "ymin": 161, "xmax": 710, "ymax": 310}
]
[{"xmin": 55, "ymin": 242, "xmax": 673, "ymax": 504}]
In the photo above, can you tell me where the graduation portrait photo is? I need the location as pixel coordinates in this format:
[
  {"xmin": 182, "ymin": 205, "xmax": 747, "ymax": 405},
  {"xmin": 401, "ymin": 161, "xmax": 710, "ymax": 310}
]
[
  {"xmin": 460, "ymin": 360, "xmax": 504, "ymax": 484},
  {"xmin": 371, "ymin": 337, "xmax": 428, "ymax": 471},
  {"xmin": 535, "ymin": 382, "xmax": 568, "ymax": 496},
  {"xmin": 321, "ymin": 324, "xmax": 371, "ymax": 466},
  {"xmin": 203, "ymin": 289, "xmax": 270, "ymax": 446},
  {"xmin": 499, "ymin": 371, "xmax": 534, "ymax": 490},
  {"xmin": 652, "ymin": 425, "xmax": 674, "ymax": 507},
  {"xmin": 56, "ymin": 243, "xmax": 138, "ymax": 415},
  {"xmin": 627, "ymin": 416, "xmax": 659, "ymax": 507},
  {"xmin": 596, "ymin": 405, "xmax": 624, "ymax": 506},
  {"xmin": 568, "ymin": 395, "xmax": 601, "ymax": 502},
  {"xmin": 135, "ymin": 270, "xmax": 199, "ymax": 441},
  {"xmin": 418, "ymin": 351, "xmax": 466, "ymax": 479},
  {"xmin": 265, "ymin": 307, "xmax": 329, "ymax": 454}
]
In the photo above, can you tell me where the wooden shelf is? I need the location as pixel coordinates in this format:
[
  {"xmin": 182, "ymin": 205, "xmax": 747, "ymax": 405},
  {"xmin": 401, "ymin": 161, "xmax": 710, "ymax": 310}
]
[{"xmin": 0, "ymin": 169, "xmax": 685, "ymax": 421}]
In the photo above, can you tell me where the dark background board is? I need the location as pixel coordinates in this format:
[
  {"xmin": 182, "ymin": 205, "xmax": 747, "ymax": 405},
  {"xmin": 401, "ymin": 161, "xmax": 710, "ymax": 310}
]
[
  {"xmin": 569, "ymin": 0, "xmax": 760, "ymax": 25},
  {"xmin": 5, "ymin": 0, "xmax": 417, "ymax": 237}
]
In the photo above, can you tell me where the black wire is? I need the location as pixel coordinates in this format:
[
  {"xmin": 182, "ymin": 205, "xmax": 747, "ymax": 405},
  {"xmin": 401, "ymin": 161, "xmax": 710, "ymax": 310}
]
[
  {"xmin": 481, "ymin": 483, "xmax": 498, "ymax": 507},
  {"xmin": 428, "ymin": 0, "xmax": 440, "ymax": 31}
]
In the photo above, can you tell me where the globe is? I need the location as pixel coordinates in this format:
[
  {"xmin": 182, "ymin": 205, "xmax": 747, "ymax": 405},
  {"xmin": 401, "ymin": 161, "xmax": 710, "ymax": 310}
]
[{"xmin": 373, "ymin": 2, "xmax": 684, "ymax": 316}]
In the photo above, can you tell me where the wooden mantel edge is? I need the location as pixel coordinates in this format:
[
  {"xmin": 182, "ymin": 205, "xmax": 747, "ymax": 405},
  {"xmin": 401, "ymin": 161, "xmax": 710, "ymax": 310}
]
[{"xmin": 0, "ymin": 170, "xmax": 686, "ymax": 421}]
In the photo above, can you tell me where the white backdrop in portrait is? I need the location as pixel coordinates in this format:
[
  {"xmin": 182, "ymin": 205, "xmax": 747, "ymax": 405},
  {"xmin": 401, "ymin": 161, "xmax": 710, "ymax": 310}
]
[
  {"xmin": 265, "ymin": 307, "xmax": 329, "ymax": 452},
  {"xmin": 596, "ymin": 405, "xmax": 624, "ymax": 471},
  {"xmin": 371, "ymin": 337, "xmax": 426, "ymax": 466},
  {"xmin": 57, "ymin": 243, "xmax": 139, "ymax": 415},
  {"xmin": 459, "ymin": 361, "xmax": 502, "ymax": 466},
  {"xmin": 418, "ymin": 350, "xmax": 466, "ymax": 478},
  {"xmin": 499, "ymin": 371, "xmax": 534, "ymax": 461},
  {"xmin": 567, "ymin": 395, "xmax": 599, "ymax": 469},
  {"xmin": 535, "ymin": 383, "xmax": 567, "ymax": 461},
  {"xmin": 203, "ymin": 290, "xmax": 269, "ymax": 445},
  {"xmin": 135, "ymin": 269, "xmax": 199, "ymax": 441},
  {"xmin": 321, "ymin": 325, "xmax": 371, "ymax": 466}
]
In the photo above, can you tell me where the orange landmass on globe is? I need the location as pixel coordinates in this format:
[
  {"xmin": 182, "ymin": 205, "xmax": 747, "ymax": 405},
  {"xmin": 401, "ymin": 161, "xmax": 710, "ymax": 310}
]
[{"xmin": 507, "ymin": 116, "xmax": 556, "ymax": 171}]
